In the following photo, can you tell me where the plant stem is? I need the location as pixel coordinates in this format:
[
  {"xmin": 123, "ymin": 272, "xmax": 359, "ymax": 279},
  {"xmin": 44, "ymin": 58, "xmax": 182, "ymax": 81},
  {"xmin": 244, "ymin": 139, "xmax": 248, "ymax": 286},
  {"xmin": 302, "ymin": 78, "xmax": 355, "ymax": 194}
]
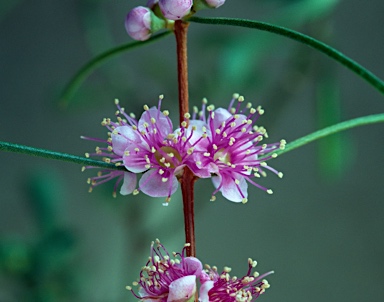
[
  {"xmin": 175, "ymin": 21, "xmax": 190, "ymax": 124},
  {"xmin": 188, "ymin": 16, "xmax": 384, "ymax": 97},
  {"xmin": 174, "ymin": 20, "xmax": 197, "ymax": 258},
  {"xmin": 0, "ymin": 141, "xmax": 125, "ymax": 170},
  {"xmin": 261, "ymin": 113, "xmax": 384, "ymax": 158}
]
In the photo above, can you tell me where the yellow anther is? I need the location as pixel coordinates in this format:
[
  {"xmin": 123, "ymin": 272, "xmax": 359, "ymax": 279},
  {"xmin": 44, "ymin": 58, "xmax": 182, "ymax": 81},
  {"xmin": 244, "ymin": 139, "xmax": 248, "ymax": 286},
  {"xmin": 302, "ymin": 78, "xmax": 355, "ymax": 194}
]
[
  {"xmin": 143, "ymin": 104, "xmax": 149, "ymax": 111},
  {"xmin": 267, "ymin": 189, "xmax": 273, "ymax": 194},
  {"xmin": 184, "ymin": 112, "xmax": 191, "ymax": 119}
]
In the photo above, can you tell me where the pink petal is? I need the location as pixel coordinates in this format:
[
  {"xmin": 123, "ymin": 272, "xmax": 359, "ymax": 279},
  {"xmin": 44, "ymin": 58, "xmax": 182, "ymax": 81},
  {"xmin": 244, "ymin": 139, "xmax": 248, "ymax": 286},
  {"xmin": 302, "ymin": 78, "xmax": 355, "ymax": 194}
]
[
  {"xmin": 167, "ymin": 275, "xmax": 196, "ymax": 302},
  {"xmin": 139, "ymin": 170, "xmax": 178, "ymax": 197},
  {"xmin": 183, "ymin": 257, "xmax": 203, "ymax": 276},
  {"xmin": 122, "ymin": 142, "xmax": 150, "ymax": 173},
  {"xmin": 212, "ymin": 174, "xmax": 248, "ymax": 202},
  {"xmin": 138, "ymin": 107, "xmax": 173, "ymax": 138},
  {"xmin": 119, "ymin": 172, "xmax": 137, "ymax": 195},
  {"xmin": 198, "ymin": 280, "xmax": 214, "ymax": 302},
  {"xmin": 211, "ymin": 108, "xmax": 231, "ymax": 129},
  {"xmin": 111, "ymin": 125, "xmax": 141, "ymax": 156}
]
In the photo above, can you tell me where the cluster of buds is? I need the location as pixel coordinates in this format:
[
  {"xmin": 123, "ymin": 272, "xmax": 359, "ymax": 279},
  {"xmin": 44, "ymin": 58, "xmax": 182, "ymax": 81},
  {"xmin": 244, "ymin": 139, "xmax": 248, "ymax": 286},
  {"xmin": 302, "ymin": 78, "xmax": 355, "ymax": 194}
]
[
  {"xmin": 126, "ymin": 240, "xmax": 272, "ymax": 302},
  {"xmin": 82, "ymin": 94, "xmax": 285, "ymax": 204},
  {"xmin": 125, "ymin": 0, "xmax": 226, "ymax": 41}
]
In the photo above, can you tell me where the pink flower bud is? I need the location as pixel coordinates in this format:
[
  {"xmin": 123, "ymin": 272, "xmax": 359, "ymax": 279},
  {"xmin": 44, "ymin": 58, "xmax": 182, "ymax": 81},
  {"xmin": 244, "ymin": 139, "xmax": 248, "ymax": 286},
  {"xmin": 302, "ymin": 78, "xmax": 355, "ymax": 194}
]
[
  {"xmin": 159, "ymin": 0, "xmax": 192, "ymax": 20},
  {"xmin": 125, "ymin": 6, "xmax": 152, "ymax": 41},
  {"xmin": 205, "ymin": 0, "xmax": 226, "ymax": 8},
  {"xmin": 146, "ymin": 0, "xmax": 159, "ymax": 9}
]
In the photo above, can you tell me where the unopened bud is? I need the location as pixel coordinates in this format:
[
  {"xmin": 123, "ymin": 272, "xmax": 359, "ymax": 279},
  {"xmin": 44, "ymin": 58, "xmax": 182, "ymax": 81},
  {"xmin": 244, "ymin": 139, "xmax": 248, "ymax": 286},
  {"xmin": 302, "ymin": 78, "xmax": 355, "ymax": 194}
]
[
  {"xmin": 125, "ymin": 6, "xmax": 165, "ymax": 41},
  {"xmin": 146, "ymin": 0, "xmax": 159, "ymax": 9},
  {"xmin": 159, "ymin": 0, "xmax": 192, "ymax": 20},
  {"xmin": 205, "ymin": 0, "xmax": 226, "ymax": 8}
]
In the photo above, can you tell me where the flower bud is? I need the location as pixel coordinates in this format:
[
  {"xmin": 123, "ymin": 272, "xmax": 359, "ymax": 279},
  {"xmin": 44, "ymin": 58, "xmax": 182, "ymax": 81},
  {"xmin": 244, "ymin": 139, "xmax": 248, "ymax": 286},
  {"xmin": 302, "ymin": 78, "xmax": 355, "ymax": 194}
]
[
  {"xmin": 205, "ymin": 0, "xmax": 226, "ymax": 8},
  {"xmin": 125, "ymin": 6, "xmax": 152, "ymax": 41},
  {"xmin": 159, "ymin": 0, "xmax": 192, "ymax": 20},
  {"xmin": 146, "ymin": 0, "xmax": 159, "ymax": 8}
]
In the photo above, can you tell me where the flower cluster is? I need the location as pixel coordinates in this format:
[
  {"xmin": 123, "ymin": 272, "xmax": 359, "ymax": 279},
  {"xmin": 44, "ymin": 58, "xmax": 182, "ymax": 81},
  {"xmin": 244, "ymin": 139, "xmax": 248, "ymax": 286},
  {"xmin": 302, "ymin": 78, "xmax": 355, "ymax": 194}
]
[
  {"xmin": 127, "ymin": 240, "xmax": 272, "ymax": 302},
  {"xmin": 125, "ymin": 0, "xmax": 226, "ymax": 41},
  {"xmin": 82, "ymin": 94, "xmax": 285, "ymax": 203}
]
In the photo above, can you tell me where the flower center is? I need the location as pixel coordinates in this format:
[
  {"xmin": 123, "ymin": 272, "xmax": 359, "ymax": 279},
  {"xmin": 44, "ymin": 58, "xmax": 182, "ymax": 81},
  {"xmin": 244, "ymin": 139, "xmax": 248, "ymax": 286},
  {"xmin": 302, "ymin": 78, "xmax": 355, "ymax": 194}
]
[
  {"xmin": 154, "ymin": 146, "xmax": 182, "ymax": 168},
  {"xmin": 214, "ymin": 148, "xmax": 231, "ymax": 165}
]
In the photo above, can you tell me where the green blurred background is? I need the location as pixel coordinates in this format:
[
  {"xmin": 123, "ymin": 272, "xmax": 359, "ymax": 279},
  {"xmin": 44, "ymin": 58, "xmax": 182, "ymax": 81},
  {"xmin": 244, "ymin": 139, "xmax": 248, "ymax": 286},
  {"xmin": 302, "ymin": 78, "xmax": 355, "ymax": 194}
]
[{"xmin": 1, "ymin": 0, "xmax": 384, "ymax": 301}]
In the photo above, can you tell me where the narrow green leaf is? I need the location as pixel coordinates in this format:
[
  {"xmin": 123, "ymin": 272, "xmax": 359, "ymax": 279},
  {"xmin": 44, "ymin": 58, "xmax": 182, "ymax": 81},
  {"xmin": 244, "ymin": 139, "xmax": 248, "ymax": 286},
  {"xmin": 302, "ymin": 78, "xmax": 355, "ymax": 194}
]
[
  {"xmin": 188, "ymin": 16, "xmax": 384, "ymax": 96},
  {"xmin": 60, "ymin": 31, "xmax": 172, "ymax": 108}
]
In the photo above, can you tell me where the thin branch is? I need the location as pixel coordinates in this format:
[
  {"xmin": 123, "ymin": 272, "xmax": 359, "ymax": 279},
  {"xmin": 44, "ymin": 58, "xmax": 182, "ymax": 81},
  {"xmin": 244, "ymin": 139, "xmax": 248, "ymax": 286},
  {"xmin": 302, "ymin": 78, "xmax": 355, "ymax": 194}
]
[{"xmin": 188, "ymin": 16, "xmax": 384, "ymax": 96}]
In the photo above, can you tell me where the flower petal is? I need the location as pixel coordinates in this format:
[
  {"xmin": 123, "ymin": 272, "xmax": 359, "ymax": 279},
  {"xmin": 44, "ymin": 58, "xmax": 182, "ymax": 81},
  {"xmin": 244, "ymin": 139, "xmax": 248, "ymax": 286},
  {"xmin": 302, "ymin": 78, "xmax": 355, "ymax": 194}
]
[
  {"xmin": 119, "ymin": 172, "xmax": 137, "ymax": 195},
  {"xmin": 198, "ymin": 280, "xmax": 214, "ymax": 302},
  {"xmin": 139, "ymin": 170, "xmax": 178, "ymax": 197},
  {"xmin": 111, "ymin": 125, "xmax": 141, "ymax": 156},
  {"xmin": 139, "ymin": 107, "xmax": 173, "ymax": 139},
  {"xmin": 183, "ymin": 257, "xmax": 203, "ymax": 276},
  {"xmin": 212, "ymin": 174, "xmax": 248, "ymax": 202},
  {"xmin": 167, "ymin": 275, "xmax": 196, "ymax": 302},
  {"xmin": 123, "ymin": 142, "xmax": 150, "ymax": 173}
]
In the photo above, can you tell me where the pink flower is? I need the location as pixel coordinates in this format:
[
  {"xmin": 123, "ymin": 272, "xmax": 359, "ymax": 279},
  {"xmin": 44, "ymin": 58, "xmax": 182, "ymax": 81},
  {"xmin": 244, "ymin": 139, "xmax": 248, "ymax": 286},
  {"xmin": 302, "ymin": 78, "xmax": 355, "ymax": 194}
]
[
  {"xmin": 83, "ymin": 96, "xmax": 207, "ymax": 202},
  {"xmin": 127, "ymin": 239, "xmax": 202, "ymax": 301},
  {"xmin": 125, "ymin": 6, "xmax": 152, "ymax": 41},
  {"xmin": 159, "ymin": 0, "xmax": 192, "ymax": 20},
  {"xmin": 193, "ymin": 94, "xmax": 285, "ymax": 203},
  {"xmin": 199, "ymin": 259, "xmax": 272, "ymax": 302}
]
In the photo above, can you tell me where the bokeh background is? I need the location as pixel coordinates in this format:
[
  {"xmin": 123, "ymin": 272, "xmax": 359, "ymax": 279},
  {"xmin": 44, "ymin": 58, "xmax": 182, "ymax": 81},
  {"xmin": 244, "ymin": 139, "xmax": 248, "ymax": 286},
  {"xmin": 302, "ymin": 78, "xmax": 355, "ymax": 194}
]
[{"xmin": 1, "ymin": 0, "xmax": 384, "ymax": 301}]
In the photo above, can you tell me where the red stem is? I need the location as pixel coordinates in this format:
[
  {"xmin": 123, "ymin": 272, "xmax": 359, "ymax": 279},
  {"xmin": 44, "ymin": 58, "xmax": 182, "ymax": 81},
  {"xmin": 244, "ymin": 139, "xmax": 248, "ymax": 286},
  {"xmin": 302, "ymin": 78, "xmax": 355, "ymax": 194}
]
[{"xmin": 174, "ymin": 20, "xmax": 197, "ymax": 258}]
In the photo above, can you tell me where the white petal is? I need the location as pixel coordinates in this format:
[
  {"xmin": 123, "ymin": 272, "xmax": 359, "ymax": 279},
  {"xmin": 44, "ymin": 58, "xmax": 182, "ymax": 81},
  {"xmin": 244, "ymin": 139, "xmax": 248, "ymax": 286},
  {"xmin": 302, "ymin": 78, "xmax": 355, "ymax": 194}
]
[
  {"xmin": 119, "ymin": 172, "xmax": 137, "ymax": 195},
  {"xmin": 167, "ymin": 275, "xmax": 196, "ymax": 302},
  {"xmin": 212, "ymin": 174, "xmax": 247, "ymax": 202},
  {"xmin": 198, "ymin": 280, "xmax": 214, "ymax": 302}
]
